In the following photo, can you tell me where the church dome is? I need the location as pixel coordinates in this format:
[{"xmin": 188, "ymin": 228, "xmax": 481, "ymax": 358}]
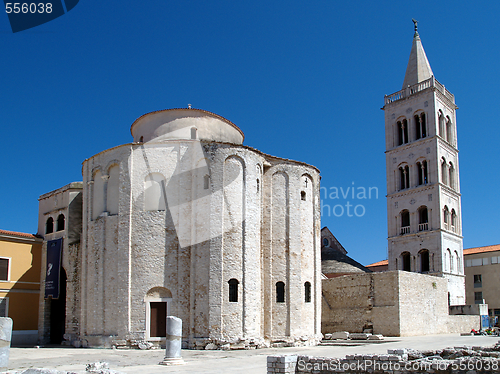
[{"xmin": 130, "ymin": 108, "xmax": 244, "ymax": 144}]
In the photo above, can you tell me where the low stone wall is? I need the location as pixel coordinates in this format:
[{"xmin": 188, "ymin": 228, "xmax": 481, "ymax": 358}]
[
  {"xmin": 268, "ymin": 342, "xmax": 500, "ymax": 373},
  {"xmin": 322, "ymin": 271, "xmax": 480, "ymax": 337}
]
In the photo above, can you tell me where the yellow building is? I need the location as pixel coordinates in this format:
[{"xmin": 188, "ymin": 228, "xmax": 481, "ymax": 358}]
[
  {"xmin": 464, "ymin": 244, "xmax": 500, "ymax": 318},
  {"xmin": 0, "ymin": 229, "xmax": 42, "ymax": 345}
]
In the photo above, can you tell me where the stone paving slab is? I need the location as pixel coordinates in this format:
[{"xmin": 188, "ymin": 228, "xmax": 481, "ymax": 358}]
[{"xmin": 3, "ymin": 335, "xmax": 498, "ymax": 374}]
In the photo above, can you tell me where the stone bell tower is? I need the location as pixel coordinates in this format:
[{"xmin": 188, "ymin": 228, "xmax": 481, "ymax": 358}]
[{"xmin": 383, "ymin": 21, "xmax": 465, "ymax": 306}]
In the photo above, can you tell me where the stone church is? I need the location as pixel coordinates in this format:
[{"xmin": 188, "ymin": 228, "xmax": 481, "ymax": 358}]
[{"xmin": 37, "ymin": 108, "xmax": 322, "ymax": 348}]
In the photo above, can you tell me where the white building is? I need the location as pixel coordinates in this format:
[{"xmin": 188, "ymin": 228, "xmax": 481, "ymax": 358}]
[
  {"xmin": 38, "ymin": 108, "xmax": 322, "ymax": 348},
  {"xmin": 383, "ymin": 23, "xmax": 465, "ymax": 305}
]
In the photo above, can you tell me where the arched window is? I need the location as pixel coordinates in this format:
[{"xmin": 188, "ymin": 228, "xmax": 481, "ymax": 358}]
[
  {"xmin": 304, "ymin": 282, "xmax": 311, "ymax": 303},
  {"xmin": 438, "ymin": 111, "xmax": 445, "ymax": 138},
  {"xmin": 415, "ymin": 112, "xmax": 426, "ymax": 140},
  {"xmin": 419, "ymin": 249, "xmax": 430, "ymax": 273},
  {"xmin": 228, "ymin": 279, "xmax": 239, "ymax": 302},
  {"xmin": 447, "ymin": 248, "xmax": 453, "ymax": 273},
  {"xmin": 448, "ymin": 162, "xmax": 454, "ymax": 189},
  {"xmin": 451, "ymin": 209, "xmax": 457, "ymax": 232},
  {"xmin": 443, "ymin": 206, "xmax": 449, "ymax": 228},
  {"xmin": 441, "ymin": 158, "xmax": 448, "ymax": 185},
  {"xmin": 399, "ymin": 165, "xmax": 410, "ymax": 190},
  {"xmin": 417, "ymin": 160, "xmax": 428, "ymax": 185},
  {"xmin": 400, "ymin": 210, "xmax": 410, "ymax": 235},
  {"xmin": 401, "ymin": 252, "xmax": 411, "ymax": 271},
  {"xmin": 107, "ymin": 165, "xmax": 119, "ymax": 215},
  {"xmin": 144, "ymin": 173, "xmax": 166, "ymax": 211},
  {"xmin": 446, "ymin": 116, "xmax": 452, "ymax": 144},
  {"xmin": 454, "ymin": 250, "xmax": 460, "ymax": 273},
  {"xmin": 418, "ymin": 206, "xmax": 428, "ymax": 231},
  {"xmin": 397, "ymin": 119, "xmax": 408, "ymax": 145},
  {"xmin": 45, "ymin": 217, "xmax": 54, "ymax": 234},
  {"xmin": 56, "ymin": 214, "xmax": 65, "ymax": 231},
  {"xmin": 276, "ymin": 281, "xmax": 285, "ymax": 303}
]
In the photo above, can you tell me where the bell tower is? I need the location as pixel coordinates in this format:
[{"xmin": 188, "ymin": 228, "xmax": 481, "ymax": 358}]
[{"xmin": 383, "ymin": 21, "xmax": 465, "ymax": 306}]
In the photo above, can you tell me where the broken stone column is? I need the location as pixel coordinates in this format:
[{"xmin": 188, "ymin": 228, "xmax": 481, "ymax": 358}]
[
  {"xmin": 0, "ymin": 317, "xmax": 13, "ymax": 370},
  {"xmin": 159, "ymin": 316, "xmax": 185, "ymax": 366}
]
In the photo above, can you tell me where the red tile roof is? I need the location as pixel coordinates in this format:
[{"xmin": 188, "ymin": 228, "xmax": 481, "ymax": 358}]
[
  {"xmin": 366, "ymin": 259, "xmax": 388, "ymax": 267},
  {"xmin": 0, "ymin": 229, "xmax": 38, "ymax": 239},
  {"xmin": 463, "ymin": 244, "xmax": 500, "ymax": 256}
]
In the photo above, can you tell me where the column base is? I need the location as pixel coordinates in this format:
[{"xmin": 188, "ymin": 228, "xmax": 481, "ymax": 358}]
[{"xmin": 159, "ymin": 357, "xmax": 186, "ymax": 366}]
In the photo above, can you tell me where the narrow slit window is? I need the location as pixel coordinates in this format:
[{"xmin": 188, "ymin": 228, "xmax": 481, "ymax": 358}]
[
  {"xmin": 304, "ymin": 282, "xmax": 311, "ymax": 303},
  {"xmin": 204, "ymin": 175, "xmax": 210, "ymax": 190},
  {"xmin": 301, "ymin": 191, "xmax": 306, "ymax": 201},
  {"xmin": 276, "ymin": 281, "xmax": 285, "ymax": 303},
  {"xmin": 228, "ymin": 279, "xmax": 239, "ymax": 302}
]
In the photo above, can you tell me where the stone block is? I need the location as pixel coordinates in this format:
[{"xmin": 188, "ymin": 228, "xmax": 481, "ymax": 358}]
[
  {"xmin": 350, "ymin": 333, "xmax": 370, "ymax": 340},
  {"xmin": 0, "ymin": 317, "xmax": 12, "ymax": 369},
  {"xmin": 367, "ymin": 334, "xmax": 384, "ymax": 340},
  {"xmin": 331, "ymin": 331, "xmax": 349, "ymax": 340}
]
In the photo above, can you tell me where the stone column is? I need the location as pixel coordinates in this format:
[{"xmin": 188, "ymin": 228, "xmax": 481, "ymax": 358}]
[{"xmin": 159, "ymin": 316, "xmax": 185, "ymax": 366}]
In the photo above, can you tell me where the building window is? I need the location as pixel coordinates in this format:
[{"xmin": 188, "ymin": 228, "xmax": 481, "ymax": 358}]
[
  {"xmin": 401, "ymin": 252, "xmax": 411, "ymax": 271},
  {"xmin": 443, "ymin": 206, "xmax": 449, "ymax": 228},
  {"xmin": 0, "ymin": 298, "xmax": 8, "ymax": 317},
  {"xmin": 276, "ymin": 281, "xmax": 285, "ymax": 303},
  {"xmin": 451, "ymin": 209, "xmax": 457, "ymax": 232},
  {"xmin": 419, "ymin": 249, "xmax": 430, "ymax": 273},
  {"xmin": 418, "ymin": 206, "xmax": 428, "ymax": 231},
  {"xmin": 304, "ymin": 282, "xmax": 311, "ymax": 303},
  {"xmin": 397, "ymin": 119, "xmax": 408, "ymax": 145},
  {"xmin": 144, "ymin": 173, "xmax": 167, "ymax": 211},
  {"xmin": 323, "ymin": 238, "xmax": 329, "ymax": 247},
  {"xmin": 474, "ymin": 292, "xmax": 483, "ymax": 304},
  {"xmin": 417, "ymin": 160, "xmax": 428, "ymax": 185},
  {"xmin": 400, "ymin": 210, "xmax": 410, "ymax": 235},
  {"xmin": 439, "ymin": 111, "xmax": 445, "ymax": 138},
  {"xmin": 446, "ymin": 116, "xmax": 453, "ymax": 144},
  {"xmin": 204, "ymin": 175, "xmax": 210, "ymax": 190},
  {"xmin": 474, "ymin": 274, "xmax": 482, "ymax": 288},
  {"xmin": 441, "ymin": 159, "xmax": 448, "ymax": 185},
  {"xmin": 228, "ymin": 278, "xmax": 239, "ymax": 302},
  {"xmin": 56, "ymin": 214, "xmax": 65, "ymax": 231},
  {"xmin": 46, "ymin": 217, "xmax": 54, "ymax": 234},
  {"xmin": 0, "ymin": 258, "xmax": 9, "ymax": 281},
  {"xmin": 256, "ymin": 179, "xmax": 260, "ymax": 193},
  {"xmin": 399, "ymin": 165, "xmax": 410, "ymax": 190},
  {"xmin": 301, "ymin": 191, "xmax": 306, "ymax": 201},
  {"xmin": 415, "ymin": 112, "xmax": 426, "ymax": 140},
  {"xmin": 191, "ymin": 127, "xmax": 197, "ymax": 140},
  {"xmin": 448, "ymin": 162, "xmax": 454, "ymax": 190}
]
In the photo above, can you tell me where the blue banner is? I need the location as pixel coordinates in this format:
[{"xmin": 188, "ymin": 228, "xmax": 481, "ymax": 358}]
[{"xmin": 44, "ymin": 238, "xmax": 62, "ymax": 299}]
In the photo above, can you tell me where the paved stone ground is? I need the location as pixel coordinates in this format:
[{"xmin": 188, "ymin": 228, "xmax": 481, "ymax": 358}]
[{"xmin": 3, "ymin": 335, "xmax": 499, "ymax": 374}]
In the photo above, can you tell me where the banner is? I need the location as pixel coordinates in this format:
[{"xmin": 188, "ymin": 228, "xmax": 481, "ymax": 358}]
[{"xmin": 44, "ymin": 238, "xmax": 62, "ymax": 299}]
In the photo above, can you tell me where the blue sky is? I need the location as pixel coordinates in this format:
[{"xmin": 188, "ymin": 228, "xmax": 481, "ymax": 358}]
[{"xmin": 1, "ymin": 1, "xmax": 499, "ymax": 266}]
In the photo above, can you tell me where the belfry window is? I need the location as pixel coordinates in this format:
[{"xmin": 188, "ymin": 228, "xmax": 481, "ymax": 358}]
[
  {"xmin": 415, "ymin": 112, "xmax": 426, "ymax": 140},
  {"xmin": 443, "ymin": 206, "xmax": 449, "ymax": 228},
  {"xmin": 401, "ymin": 252, "xmax": 411, "ymax": 271},
  {"xmin": 397, "ymin": 119, "xmax": 409, "ymax": 146},
  {"xmin": 419, "ymin": 249, "xmax": 430, "ymax": 273},
  {"xmin": 439, "ymin": 112, "xmax": 445, "ymax": 138},
  {"xmin": 304, "ymin": 282, "xmax": 311, "ymax": 303},
  {"xmin": 45, "ymin": 217, "xmax": 54, "ymax": 234},
  {"xmin": 448, "ymin": 163, "xmax": 454, "ymax": 189},
  {"xmin": 228, "ymin": 279, "xmax": 239, "ymax": 302},
  {"xmin": 417, "ymin": 161, "xmax": 428, "ymax": 185},
  {"xmin": 446, "ymin": 117, "xmax": 453, "ymax": 145},
  {"xmin": 441, "ymin": 159, "xmax": 448, "ymax": 185},
  {"xmin": 399, "ymin": 165, "xmax": 410, "ymax": 190},
  {"xmin": 418, "ymin": 206, "xmax": 428, "ymax": 231},
  {"xmin": 276, "ymin": 281, "xmax": 285, "ymax": 303},
  {"xmin": 451, "ymin": 209, "xmax": 457, "ymax": 232},
  {"xmin": 400, "ymin": 210, "xmax": 410, "ymax": 235}
]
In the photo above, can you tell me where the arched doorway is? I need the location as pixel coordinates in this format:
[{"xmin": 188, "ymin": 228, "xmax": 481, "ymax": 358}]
[
  {"xmin": 50, "ymin": 267, "xmax": 66, "ymax": 344},
  {"xmin": 145, "ymin": 287, "xmax": 172, "ymax": 341}
]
